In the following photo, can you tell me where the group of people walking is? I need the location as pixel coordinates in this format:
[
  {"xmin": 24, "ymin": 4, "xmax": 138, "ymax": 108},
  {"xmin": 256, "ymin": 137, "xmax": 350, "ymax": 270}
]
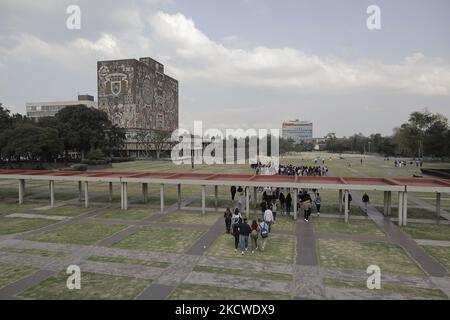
[
  {"xmin": 278, "ymin": 164, "xmax": 328, "ymax": 177},
  {"xmin": 223, "ymin": 208, "xmax": 270, "ymax": 255}
]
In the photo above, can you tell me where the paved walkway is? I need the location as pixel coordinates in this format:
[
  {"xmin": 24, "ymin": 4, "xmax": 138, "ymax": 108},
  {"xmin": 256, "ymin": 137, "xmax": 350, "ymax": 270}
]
[{"xmin": 1, "ymin": 183, "xmax": 449, "ymax": 300}]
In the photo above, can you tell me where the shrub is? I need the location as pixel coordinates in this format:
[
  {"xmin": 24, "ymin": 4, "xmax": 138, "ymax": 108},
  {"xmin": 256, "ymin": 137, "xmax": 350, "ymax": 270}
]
[{"xmin": 71, "ymin": 163, "xmax": 88, "ymax": 171}]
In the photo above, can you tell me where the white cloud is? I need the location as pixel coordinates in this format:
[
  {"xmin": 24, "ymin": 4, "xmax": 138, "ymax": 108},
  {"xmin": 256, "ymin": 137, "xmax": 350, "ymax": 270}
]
[
  {"xmin": 0, "ymin": 33, "xmax": 122, "ymax": 70},
  {"xmin": 148, "ymin": 11, "xmax": 450, "ymax": 96},
  {"xmin": 1, "ymin": 10, "xmax": 449, "ymax": 96}
]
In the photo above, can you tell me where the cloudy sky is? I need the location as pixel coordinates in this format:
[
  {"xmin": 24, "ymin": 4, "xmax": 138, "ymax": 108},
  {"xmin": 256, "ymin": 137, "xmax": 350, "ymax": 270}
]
[{"xmin": 1, "ymin": 0, "xmax": 449, "ymax": 137}]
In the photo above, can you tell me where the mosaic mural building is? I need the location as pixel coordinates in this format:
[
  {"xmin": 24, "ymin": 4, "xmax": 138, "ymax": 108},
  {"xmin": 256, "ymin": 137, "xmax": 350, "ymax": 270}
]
[{"xmin": 97, "ymin": 57, "xmax": 178, "ymax": 154}]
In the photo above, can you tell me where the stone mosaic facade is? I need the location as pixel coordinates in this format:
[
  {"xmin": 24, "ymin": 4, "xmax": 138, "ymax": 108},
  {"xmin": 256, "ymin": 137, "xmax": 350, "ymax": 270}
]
[{"xmin": 97, "ymin": 57, "xmax": 179, "ymax": 145}]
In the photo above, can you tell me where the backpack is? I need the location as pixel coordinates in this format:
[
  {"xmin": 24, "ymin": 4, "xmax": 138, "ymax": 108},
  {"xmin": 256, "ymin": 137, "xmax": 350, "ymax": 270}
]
[{"xmin": 260, "ymin": 223, "xmax": 269, "ymax": 238}]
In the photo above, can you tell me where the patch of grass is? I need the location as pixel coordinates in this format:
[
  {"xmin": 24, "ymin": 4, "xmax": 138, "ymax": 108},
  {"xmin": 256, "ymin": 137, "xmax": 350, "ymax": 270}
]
[
  {"xmin": 376, "ymin": 207, "xmax": 445, "ymax": 220},
  {"xmin": 87, "ymin": 255, "xmax": 170, "ymax": 268},
  {"xmin": 91, "ymin": 195, "xmax": 121, "ymax": 203},
  {"xmin": 0, "ymin": 203, "xmax": 42, "ymax": 214},
  {"xmin": 29, "ymin": 222, "xmax": 127, "ymax": 245},
  {"xmin": 206, "ymin": 233, "xmax": 296, "ymax": 264},
  {"xmin": 193, "ymin": 265, "xmax": 293, "ymax": 282},
  {"xmin": 189, "ymin": 198, "xmax": 234, "ymax": 208},
  {"xmin": 0, "ymin": 218, "xmax": 56, "ymax": 235},
  {"xmin": 272, "ymin": 215, "xmax": 296, "ymax": 232},
  {"xmin": 317, "ymin": 239, "xmax": 425, "ymax": 276},
  {"xmin": 401, "ymin": 223, "xmax": 450, "ymax": 241},
  {"xmin": 168, "ymin": 283, "xmax": 291, "ymax": 300},
  {"xmin": 159, "ymin": 211, "xmax": 220, "ymax": 226},
  {"xmin": 0, "ymin": 247, "xmax": 67, "ymax": 257},
  {"xmin": 113, "ymin": 227, "xmax": 204, "ymax": 253},
  {"xmin": 20, "ymin": 271, "xmax": 151, "ymax": 300},
  {"xmin": 422, "ymin": 246, "xmax": 450, "ymax": 272},
  {"xmin": 33, "ymin": 193, "xmax": 78, "ymax": 201},
  {"xmin": 0, "ymin": 262, "xmax": 37, "ymax": 289},
  {"xmin": 319, "ymin": 204, "xmax": 366, "ymax": 216},
  {"xmin": 313, "ymin": 218, "xmax": 385, "ymax": 237},
  {"xmin": 97, "ymin": 208, "xmax": 156, "ymax": 220},
  {"xmin": 323, "ymin": 278, "xmax": 447, "ymax": 299},
  {"xmin": 38, "ymin": 205, "xmax": 94, "ymax": 217}
]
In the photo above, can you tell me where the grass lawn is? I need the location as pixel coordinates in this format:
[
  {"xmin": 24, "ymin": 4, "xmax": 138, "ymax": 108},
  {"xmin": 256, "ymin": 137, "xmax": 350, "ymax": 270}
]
[
  {"xmin": 29, "ymin": 222, "xmax": 127, "ymax": 245},
  {"xmin": 272, "ymin": 215, "xmax": 296, "ymax": 232},
  {"xmin": 113, "ymin": 226, "xmax": 205, "ymax": 253},
  {"xmin": 87, "ymin": 255, "xmax": 170, "ymax": 268},
  {"xmin": 0, "ymin": 218, "xmax": 56, "ymax": 235},
  {"xmin": 91, "ymin": 195, "xmax": 121, "ymax": 203},
  {"xmin": 322, "ymin": 278, "xmax": 447, "ymax": 299},
  {"xmin": 401, "ymin": 223, "xmax": 450, "ymax": 241},
  {"xmin": 206, "ymin": 233, "xmax": 296, "ymax": 264},
  {"xmin": 168, "ymin": 283, "xmax": 291, "ymax": 300},
  {"xmin": 317, "ymin": 239, "xmax": 425, "ymax": 276},
  {"xmin": 188, "ymin": 198, "xmax": 234, "ymax": 208},
  {"xmin": 422, "ymin": 246, "xmax": 450, "ymax": 272},
  {"xmin": 376, "ymin": 207, "xmax": 444, "ymax": 220},
  {"xmin": 193, "ymin": 265, "xmax": 293, "ymax": 282},
  {"xmin": 38, "ymin": 205, "xmax": 95, "ymax": 217},
  {"xmin": 0, "ymin": 203, "xmax": 42, "ymax": 214},
  {"xmin": 20, "ymin": 271, "xmax": 151, "ymax": 300},
  {"xmin": 159, "ymin": 210, "xmax": 220, "ymax": 226},
  {"xmin": 319, "ymin": 204, "xmax": 366, "ymax": 216},
  {"xmin": 32, "ymin": 193, "xmax": 78, "ymax": 201},
  {"xmin": 97, "ymin": 208, "xmax": 156, "ymax": 220},
  {"xmin": 0, "ymin": 262, "xmax": 37, "ymax": 289},
  {"xmin": 313, "ymin": 218, "xmax": 385, "ymax": 237},
  {"xmin": 0, "ymin": 247, "xmax": 67, "ymax": 257}
]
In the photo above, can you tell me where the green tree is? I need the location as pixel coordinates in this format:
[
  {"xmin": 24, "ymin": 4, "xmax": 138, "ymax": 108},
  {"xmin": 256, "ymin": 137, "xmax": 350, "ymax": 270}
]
[
  {"xmin": 0, "ymin": 124, "xmax": 63, "ymax": 161},
  {"xmin": 55, "ymin": 105, "xmax": 124, "ymax": 158}
]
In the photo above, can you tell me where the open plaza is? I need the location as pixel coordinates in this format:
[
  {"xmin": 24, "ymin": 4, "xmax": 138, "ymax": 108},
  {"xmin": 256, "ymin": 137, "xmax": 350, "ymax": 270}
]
[{"xmin": 0, "ymin": 153, "xmax": 449, "ymax": 300}]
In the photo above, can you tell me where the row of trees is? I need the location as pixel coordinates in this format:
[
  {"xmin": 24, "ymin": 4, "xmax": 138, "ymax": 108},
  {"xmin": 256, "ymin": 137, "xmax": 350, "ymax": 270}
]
[
  {"xmin": 323, "ymin": 110, "xmax": 450, "ymax": 157},
  {"xmin": 0, "ymin": 104, "xmax": 126, "ymax": 162}
]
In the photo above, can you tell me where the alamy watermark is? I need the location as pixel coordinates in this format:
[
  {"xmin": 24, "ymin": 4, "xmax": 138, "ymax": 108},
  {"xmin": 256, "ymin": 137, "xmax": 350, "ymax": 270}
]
[
  {"xmin": 367, "ymin": 5, "xmax": 381, "ymax": 30},
  {"xmin": 170, "ymin": 121, "xmax": 280, "ymax": 169},
  {"xmin": 66, "ymin": 265, "xmax": 81, "ymax": 290},
  {"xmin": 366, "ymin": 265, "xmax": 381, "ymax": 289},
  {"xmin": 66, "ymin": 5, "xmax": 81, "ymax": 30}
]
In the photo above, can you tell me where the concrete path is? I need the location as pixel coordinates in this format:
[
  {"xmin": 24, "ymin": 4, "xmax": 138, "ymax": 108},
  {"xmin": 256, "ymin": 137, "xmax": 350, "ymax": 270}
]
[{"xmin": 296, "ymin": 220, "xmax": 318, "ymax": 266}]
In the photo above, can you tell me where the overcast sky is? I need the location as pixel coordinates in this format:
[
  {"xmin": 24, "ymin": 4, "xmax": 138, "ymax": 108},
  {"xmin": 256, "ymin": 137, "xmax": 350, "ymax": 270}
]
[{"xmin": 1, "ymin": 0, "xmax": 450, "ymax": 137}]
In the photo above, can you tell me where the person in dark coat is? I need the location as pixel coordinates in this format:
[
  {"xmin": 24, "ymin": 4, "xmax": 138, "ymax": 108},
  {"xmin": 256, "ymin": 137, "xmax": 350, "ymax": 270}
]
[
  {"xmin": 224, "ymin": 208, "xmax": 232, "ymax": 234},
  {"xmin": 279, "ymin": 192, "xmax": 286, "ymax": 215},
  {"xmin": 230, "ymin": 186, "xmax": 237, "ymax": 201},
  {"xmin": 285, "ymin": 193, "xmax": 292, "ymax": 215}
]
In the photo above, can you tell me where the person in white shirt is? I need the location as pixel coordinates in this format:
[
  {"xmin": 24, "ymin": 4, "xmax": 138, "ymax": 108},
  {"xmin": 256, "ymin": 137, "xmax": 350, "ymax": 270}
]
[{"xmin": 263, "ymin": 208, "xmax": 274, "ymax": 232}]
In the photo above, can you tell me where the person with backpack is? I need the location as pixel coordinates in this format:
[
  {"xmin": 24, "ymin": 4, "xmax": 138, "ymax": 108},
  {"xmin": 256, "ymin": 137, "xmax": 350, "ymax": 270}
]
[
  {"xmin": 224, "ymin": 208, "xmax": 232, "ymax": 234},
  {"xmin": 258, "ymin": 218, "xmax": 269, "ymax": 251},
  {"xmin": 231, "ymin": 208, "xmax": 241, "ymax": 235},
  {"xmin": 263, "ymin": 207, "xmax": 274, "ymax": 232},
  {"xmin": 250, "ymin": 220, "xmax": 259, "ymax": 253},
  {"xmin": 238, "ymin": 218, "xmax": 252, "ymax": 255},
  {"xmin": 362, "ymin": 193, "xmax": 370, "ymax": 213},
  {"xmin": 314, "ymin": 193, "xmax": 322, "ymax": 216}
]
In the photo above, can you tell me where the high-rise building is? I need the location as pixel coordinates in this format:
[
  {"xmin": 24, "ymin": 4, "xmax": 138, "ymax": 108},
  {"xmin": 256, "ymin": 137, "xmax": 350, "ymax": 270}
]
[
  {"xmin": 26, "ymin": 95, "xmax": 97, "ymax": 121},
  {"xmin": 97, "ymin": 57, "xmax": 178, "ymax": 154},
  {"xmin": 282, "ymin": 119, "xmax": 313, "ymax": 143}
]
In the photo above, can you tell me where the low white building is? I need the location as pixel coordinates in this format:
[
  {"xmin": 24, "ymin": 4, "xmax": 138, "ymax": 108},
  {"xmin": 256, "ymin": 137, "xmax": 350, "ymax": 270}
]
[
  {"xmin": 282, "ymin": 119, "xmax": 313, "ymax": 143},
  {"xmin": 26, "ymin": 95, "xmax": 97, "ymax": 121}
]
